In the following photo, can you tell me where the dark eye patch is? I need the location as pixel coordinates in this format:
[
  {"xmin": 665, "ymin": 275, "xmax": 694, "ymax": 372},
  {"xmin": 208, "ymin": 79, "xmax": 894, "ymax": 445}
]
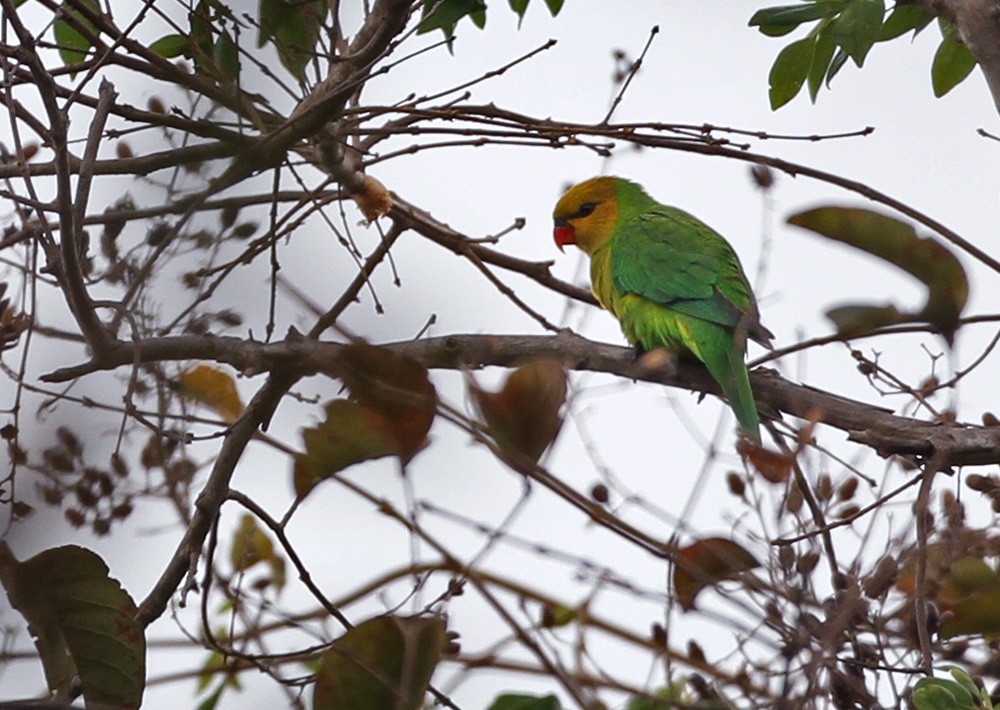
[{"xmin": 576, "ymin": 202, "xmax": 597, "ymax": 218}]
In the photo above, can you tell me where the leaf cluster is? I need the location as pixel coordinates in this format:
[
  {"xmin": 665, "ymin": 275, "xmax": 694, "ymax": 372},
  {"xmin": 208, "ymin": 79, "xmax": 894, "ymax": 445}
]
[
  {"xmin": 751, "ymin": 1, "xmax": 976, "ymax": 108},
  {"xmin": 418, "ymin": 0, "xmax": 565, "ymax": 39}
]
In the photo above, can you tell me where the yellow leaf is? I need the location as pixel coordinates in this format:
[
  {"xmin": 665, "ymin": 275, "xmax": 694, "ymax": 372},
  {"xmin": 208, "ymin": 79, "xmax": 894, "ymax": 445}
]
[
  {"xmin": 230, "ymin": 514, "xmax": 286, "ymax": 592},
  {"xmin": 231, "ymin": 514, "xmax": 275, "ymax": 571},
  {"xmin": 178, "ymin": 364, "xmax": 244, "ymax": 422}
]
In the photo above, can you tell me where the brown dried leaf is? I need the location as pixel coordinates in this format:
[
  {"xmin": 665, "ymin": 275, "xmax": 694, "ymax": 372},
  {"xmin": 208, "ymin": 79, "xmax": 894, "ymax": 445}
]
[
  {"xmin": 674, "ymin": 537, "xmax": 760, "ymax": 611},
  {"xmin": 469, "ymin": 359, "xmax": 567, "ymax": 463},
  {"xmin": 352, "ymin": 175, "xmax": 392, "ymax": 223}
]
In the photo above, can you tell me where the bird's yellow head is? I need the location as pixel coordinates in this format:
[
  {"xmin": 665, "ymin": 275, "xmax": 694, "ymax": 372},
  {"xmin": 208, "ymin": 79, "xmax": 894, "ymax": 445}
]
[{"xmin": 552, "ymin": 176, "xmax": 620, "ymax": 255}]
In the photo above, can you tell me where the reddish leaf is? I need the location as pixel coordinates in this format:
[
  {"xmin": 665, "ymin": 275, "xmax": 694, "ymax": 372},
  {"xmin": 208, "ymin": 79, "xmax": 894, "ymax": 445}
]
[
  {"xmin": 469, "ymin": 359, "xmax": 567, "ymax": 463},
  {"xmin": 788, "ymin": 206, "xmax": 968, "ymax": 343},
  {"xmin": 313, "ymin": 615, "xmax": 446, "ymax": 710},
  {"xmin": 332, "ymin": 343, "xmax": 437, "ymax": 463},
  {"xmin": 674, "ymin": 538, "xmax": 760, "ymax": 611},
  {"xmin": 737, "ymin": 439, "xmax": 793, "ymax": 483},
  {"xmin": 296, "ymin": 344, "xmax": 437, "ymax": 494},
  {"xmin": 0, "ymin": 542, "xmax": 146, "ymax": 707}
]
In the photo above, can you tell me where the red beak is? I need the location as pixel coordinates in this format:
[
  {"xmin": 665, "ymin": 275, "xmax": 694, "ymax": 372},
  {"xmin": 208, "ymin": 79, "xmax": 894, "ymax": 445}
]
[{"xmin": 554, "ymin": 220, "xmax": 576, "ymax": 252}]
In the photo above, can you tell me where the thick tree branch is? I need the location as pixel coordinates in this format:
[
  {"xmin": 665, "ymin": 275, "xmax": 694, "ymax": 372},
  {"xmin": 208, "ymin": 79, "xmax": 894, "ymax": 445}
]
[
  {"xmin": 135, "ymin": 371, "xmax": 297, "ymax": 627},
  {"xmin": 41, "ymin": 331, "xmax": 999, "ymax": 469}
]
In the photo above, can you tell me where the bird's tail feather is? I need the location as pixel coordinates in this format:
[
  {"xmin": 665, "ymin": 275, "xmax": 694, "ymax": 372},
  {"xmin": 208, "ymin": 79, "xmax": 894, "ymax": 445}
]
[{"xmin": 702, "ymin": 344, "xmax": 760, "ymax": 442}]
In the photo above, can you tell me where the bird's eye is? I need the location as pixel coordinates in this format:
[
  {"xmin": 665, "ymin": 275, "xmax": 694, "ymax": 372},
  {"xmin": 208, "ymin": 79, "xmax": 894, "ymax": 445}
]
[{"xmin": 577, "ymin": 202, "xmax": 597, "ymax": 218}]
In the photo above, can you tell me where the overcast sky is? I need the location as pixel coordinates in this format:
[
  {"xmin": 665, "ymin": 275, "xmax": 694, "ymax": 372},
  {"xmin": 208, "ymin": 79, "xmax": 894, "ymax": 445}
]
[{"xmin": 4, "ymin": 2, "xmax": 1000, "ymax": 708}]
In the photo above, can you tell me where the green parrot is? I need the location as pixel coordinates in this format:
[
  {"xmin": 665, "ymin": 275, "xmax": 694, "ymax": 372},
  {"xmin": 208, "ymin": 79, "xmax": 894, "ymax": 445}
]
[{"xmin": 553, "ymin": 176, "xmax": 773, "ymax": 441}]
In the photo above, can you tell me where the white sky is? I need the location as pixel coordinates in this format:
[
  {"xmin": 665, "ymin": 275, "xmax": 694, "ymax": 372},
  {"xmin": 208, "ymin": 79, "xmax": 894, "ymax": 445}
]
[{"xmin": 3, "ymin": 1, "xmax": 1000, "ymax": 708}]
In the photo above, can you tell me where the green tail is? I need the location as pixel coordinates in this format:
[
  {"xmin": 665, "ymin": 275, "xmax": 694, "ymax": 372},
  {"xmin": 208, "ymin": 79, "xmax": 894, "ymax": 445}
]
[{"xmin": 695, "ymin": 330, "xmax": 761, "ymax": 442}]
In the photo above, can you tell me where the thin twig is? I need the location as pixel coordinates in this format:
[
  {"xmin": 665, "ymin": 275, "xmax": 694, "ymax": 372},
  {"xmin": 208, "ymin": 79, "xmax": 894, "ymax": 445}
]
[{"xmin": 602, "ymin": 25, "xmax": 659, "ymax": 125}]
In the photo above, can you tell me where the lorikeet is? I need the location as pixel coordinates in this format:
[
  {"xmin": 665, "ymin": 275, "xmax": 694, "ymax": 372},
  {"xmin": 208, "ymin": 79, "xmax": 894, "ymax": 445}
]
[{"xmin": 553, "ymin": 176, "xmax": 773, "ymax": 441}]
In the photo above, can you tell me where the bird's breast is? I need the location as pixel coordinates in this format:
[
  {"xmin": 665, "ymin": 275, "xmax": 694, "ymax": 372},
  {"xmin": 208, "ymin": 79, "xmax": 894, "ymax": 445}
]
[{"xmin": 588, "ymin": 247, "xmax": 617, "ymax": 312}]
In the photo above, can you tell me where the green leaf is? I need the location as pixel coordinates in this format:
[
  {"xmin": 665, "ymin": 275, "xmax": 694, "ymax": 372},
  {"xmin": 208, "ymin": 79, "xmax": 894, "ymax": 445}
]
[
  {"xmin": 258, "ymin": 0, "xmax": 327, "ymax": 81},
  {"xmin": 627, "ymin": 696, "xmax": 692, "ymax": 709},
  {"xmin": 508, "ymin": 0, "xmax": 529, "ymax": 22},
  {"xmin": 54, "ymin": 0, "xmax": 100, "ymax": 70},
  {"xmin": 195, "ymin": 683, "xmax": 226, "ymax": 710},
  {"xmin": 187, "ymin": 0, "xmax": 238, "ymax": 81},
  {"xmin": 488, "ymin": 694, "xmax": 563, "ymax": 710},
  {"xmin": 877, "ymin": 3, "xmax": 934, "ymax": 41},
  {"xmin": 230, "ymin": 514, "xmax": 286, "ymax": 591},
  {"xmin": 213, "ymin": 28, "xmax": 239, "ymax": 83},
  {"xmin": 294, "ymin": 399, "xmax": 397, "ymax": 494},
  {"xmin": 418, "ymin": 0, "xmax": 487, "ymax": 38},
  {"xmin": 788, "ymin": 206, "xmax": 968, "ymax": 342},
  {"xmin": 912, "ymin": 678, "xmax": 977, "ymax": 710},
  {"xmin": 543, "ymin": 0, "xmax": 564, "ymax": 15},
  {"xmin": 942, "ymin": 589, "xmax": 1000, "ymax": 638},
  {"xmin": 756, "ymin": 23, "xmax": 800, "ymax": 38},
  {"xmin": 943, "ymin": 557, "xmax": 1000, "ymax": 597},
  {"xmin": 749, "ymin": 3, "xmax": 837, "ymax": 34},
  {"xmin": 807, "ymin": 25, "xmax": 837, "ymax": 101},
  {"xmin": 627, "ymin": 686, "xmax": 697, "ymax": 710},
  {"xmin": 149, "ymin": 33, "xmax": 190, "ymax": 59},
  {"xmin": 825, "ymin": 304, "xmax": 905, "ymax": 336},
  {"xmin": 932, "ymin": 24, "xmax": 977, "ymax": 98},
  {"xmin": 313, "ymin": 615, "xmax": 446, "ymax": 710},
  {"xmin": 0, "ymin": 543, "xmax": 146, "ymax": 708},
  {"xmin": 832, "ymin": 0, "xmax": 884, "ymax": 66},
  {"xmin": 190, "ymin": 0, "xmax": 216, "ymax": 75},
  {"xmin": 825, "ymin": 46, "xmax": 850, "ymax": 86},
  {"xmin": 768, "ymin": 36, "xmax": 816, "ymax": 109},
  {"xmin": 540, "ymin": 603, "xmax": 577, "ymax": 628},
  {"xmin": 949, "ymin": 667, "xmax": 984, "ymax": 701}
]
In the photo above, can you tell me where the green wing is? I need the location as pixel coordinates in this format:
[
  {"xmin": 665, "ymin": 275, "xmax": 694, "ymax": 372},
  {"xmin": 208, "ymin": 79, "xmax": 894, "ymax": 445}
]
[
  {"xmin": 610, "ymin": 206, "xmax": 768, "ymax": 344},
  {"xmin": 608, "ymin": 205, "xmax": 770, "ymax": 439}
]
